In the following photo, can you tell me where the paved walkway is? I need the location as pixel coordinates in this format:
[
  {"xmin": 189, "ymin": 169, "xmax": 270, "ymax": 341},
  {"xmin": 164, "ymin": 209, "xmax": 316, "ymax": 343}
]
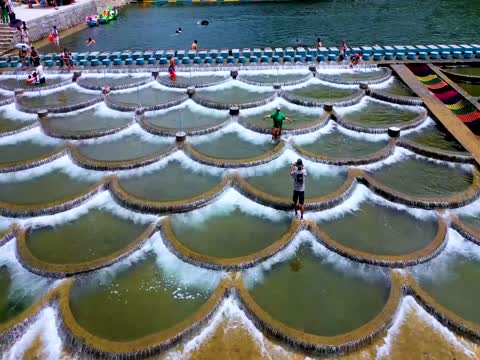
[
  {"xmin": 392, "ymin": 64, "xmax": 480, "ymax": 166},
  {"xmin": 11, "ymin": 0, "xmax": 91, "ymax": 22}
]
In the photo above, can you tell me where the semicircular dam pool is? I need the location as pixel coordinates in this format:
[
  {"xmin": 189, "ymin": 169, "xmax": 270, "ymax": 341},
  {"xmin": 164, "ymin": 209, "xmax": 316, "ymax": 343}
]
[{"xmin": 0, "ymin": 65, "xmax": 479, "ymax": 358}]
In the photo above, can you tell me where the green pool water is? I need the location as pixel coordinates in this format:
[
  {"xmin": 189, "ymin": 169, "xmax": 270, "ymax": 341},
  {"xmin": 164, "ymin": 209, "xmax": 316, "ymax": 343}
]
[
  {"xmin": 378, "ymin": 78, "xmax": 417, "ymax": 97},
  {"xmin": 248, "ymin": 243, "xmax": 390, "ymax": 336},
  {"xmin": 26, "ymin": 209, "xmax": 147, "ymax": 265},
  {"xmin": 405, "ymin": 124, "xmax": 466, "ymax": 153},
  {"xmin": 45, "ymin": 107, "xmax": 132, "ymax": 135},
  {"xmin": 240, "ymin": 73, "xmax": 310, "ymax": 85},
  {"xmin": 159, "ymin": 74, "xmax": 229, "ymax": 87},
  {"xmin": 0, "ymin": 118, "xmax": 35, "ymax": 135},
  {"xmin": 191, "ymin": 133, "xmax": 276, "ymax": 159},
  {"xmin": 245, "ymin": 164, "xmax": 347, "ymax": 199},
  {"xmin": 341, "ymin": 100, "xmax": 420, "ymax": 128},
  {"xmin": 369, "ymin": 158, "xmax": 474, "ymax": 198},
  {"xmin": 0, "ymin": 265, "xmax": 46, "ymax": 324},
  {"xmin": 457, "ymin": 82, "xmax": 480, "ymax": 97},
  {"xmin": 108, "ymin": 87, "xmax": 183, "ymax": 107},
  {"xmin": 78, "ymin": 75, "xmax": 152, "ymax": 89},
  {"xmin": 119, "ymin": 161, "xmax": 222, "ymax": 202},
  {"xmin": 319, "ymin": 69, "xmax": 387, "ymax": 82},
  {"xmin": 318, "ymin": 201, "xmax": 437, "ymax": 255},
  {"xmin": 0, "ymin": 141, "xmax": 59, "ymax": 164},
  {"xmin": 69, "ymin": 254, "xmax": 213, "ymax": 341},
  {"xmin": 458, "ymin": 215, "xmax": 480, "ymax": 233},
  {"xmin": 0, "ymin": 76, "xmax": 67, "ymax": 91},
  {"xmin": 445, "ymin": 66, "xmax": 480, "ymax": 77},
  {"xmin": 171, "ymin": 208, "xmax": 289, "ymax": 258},
  {"xmin": 0, "ymin": 170, "xmax": 95, "ymax": 205},
  {"xmin": 16, "ymin": 88, "xmax": 97, "ymax": 109},
  {"xmin": 76, "ymin": 135, "xmax": 172, "ymax": 162},
  {"xmin": 416, "ymin": 254, "xmax": 480, "ymax": 325},
  {"xmin": 143, "ymin": 107, "xmax": 228, "ymax": 130},
  {"xmin": 241, "ymin": 108, "xmax": 322, "ymax": 131},
  {"xmin": 197, "ymin": 87, "xmax": 274, "ymax": 105},
  {"xmin": 289, "ymin": 84, "xmax": 355, "ymax": 100},
  {"xmin": 297, "ymin": 130, "xmax": 388, "ymax": 159}
]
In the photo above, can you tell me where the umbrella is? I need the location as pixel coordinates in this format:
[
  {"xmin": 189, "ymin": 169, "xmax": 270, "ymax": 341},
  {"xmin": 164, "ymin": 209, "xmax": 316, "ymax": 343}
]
[{"xmin": 15, "ymin": 43, "xmax": 30, "ymax": 50}]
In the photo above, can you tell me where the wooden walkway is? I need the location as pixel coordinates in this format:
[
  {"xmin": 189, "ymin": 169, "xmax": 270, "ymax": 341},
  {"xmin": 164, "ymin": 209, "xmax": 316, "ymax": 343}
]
[{"xmin": 392, "ymin": 64, "xmax": 480, "ymax": 166}]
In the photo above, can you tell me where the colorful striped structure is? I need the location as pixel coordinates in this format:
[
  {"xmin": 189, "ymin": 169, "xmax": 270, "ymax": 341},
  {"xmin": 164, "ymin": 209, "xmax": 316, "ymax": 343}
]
[{"xmin": 408, "ymin": 64, "xmax": 480, "ymax": 138}]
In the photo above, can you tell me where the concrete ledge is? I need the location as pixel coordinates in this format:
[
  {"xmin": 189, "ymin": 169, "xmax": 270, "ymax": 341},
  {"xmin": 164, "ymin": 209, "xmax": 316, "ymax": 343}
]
[
  {"xmin": 139, "ymin": 116, "xmax": 232, "ymax": 137},
  {"xmin": 397, "ymin": 138, "xmax": 473, "ymax": 164},
  {"xmin": 110, "ymin": 176, "xmax": 231, "ymax": 214},
  {"xmin": 308, "ymin": 218, "xmax": 447, "ymax": 267},
  {"xmin": 15, "ymin": 95, "xmax": 104, "ymax": 114},
  {"xmin": 77, "ymin": 77, "xmax": 154, "ymax": 92},
  {"xmin": 40, "ymin": 118, "xmax": 135, "ymax": 140},
  {"xmin": 160, "ymin": 218, "xmax": 301, "ymax": 271},
  {"xmin": 156, "ymin": 77, "xmax": 229, "ymax": 89},
  {"xmin": 315, "ymin": 67, "xmax": 392, "ymax": 85},
  {"xmin": 105, "ymin": 94, "xmax": 189, "ymax": 112},
  {"xmin": 58, "ymin": 278, "xmax": 232, "ymax": 357},
  {"xmin": 368, "ymin": 89, "xmax": 423, "ymax": 106},
  {"xmin": 0, "ymin": 179, "xmax": 109, "ymax": 217},
  {"xmin": 451, "ymin": 216, "xmax": 480, "ymax": 246},
  {"xmin": 68, "ymin": 145, "xmax": 178, "ymax": 171},
  {"xmin": 238, "ymin": 73, "xmax": 313, "ymax": 87},
  {"xmin": 0, "ymin": 122, "xmax": 39, "ymax": 138},
  {"xmin": 232, "ymin": 169, "xmax": 358, "ymax": 211},
  {"xmin": 238, "ymin": 112, "xmax": 330, "ymax": 136},
  {"xmin": 182, "ymin": 141, "xmax": 285, "ymax": 168},
  {"xmin": 281, "ymin": 89, "xmax": 365, "ymax": 108},
  {"xmin": 406, "ymin": 274, "xmax": 480, "ymax": 341},
  {"xmin": 235, "ymin": 271, "xmax": 402, "ymax": 355},
  {"xmin": 293, "ymin": 138, "xmax": 397, "ymax": 166},
  {"xmin": 333, "ymin": 108, "xmax": 427, "ymax": 134},
  {"xmin": 16, "ymin": 224, "xmax": 158, "ymax": 278},
  {"xmin": 192, "ymin": 92, "xmax": 278, "ymax": 110},
  {"xmin": 0, "ymin": 146, "xmax": 68, "ymax": 173}
]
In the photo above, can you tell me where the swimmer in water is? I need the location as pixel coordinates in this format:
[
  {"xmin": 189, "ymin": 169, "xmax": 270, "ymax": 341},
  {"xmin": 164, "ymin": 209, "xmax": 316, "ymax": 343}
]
[
  {"xmin": 85, "ymin": 37, "xmax": 96, "ymax": 45},
  {"xmin": 176, "ymin": 27, "xmax": 182, "ymax": 34},
  {"xmin": 191, "ymin": 39, "xmax": 198, "ymax": 50}
]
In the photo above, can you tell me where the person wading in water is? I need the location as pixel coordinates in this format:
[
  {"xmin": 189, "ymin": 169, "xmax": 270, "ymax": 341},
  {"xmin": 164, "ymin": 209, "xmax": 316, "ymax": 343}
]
[
  {"xmin": 290, "ymin": 158, "xmax": 307, "ymax": 220},
  {"xmin": 263, "ymin": 106, "xmax": 292, "ymax": 141}
]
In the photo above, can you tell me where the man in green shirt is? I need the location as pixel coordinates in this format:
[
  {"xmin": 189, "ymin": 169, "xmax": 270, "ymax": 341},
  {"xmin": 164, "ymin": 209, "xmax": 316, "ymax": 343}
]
[{"xmin": 263, "ymin": 107, "xmax": 293, "ymax": 140}]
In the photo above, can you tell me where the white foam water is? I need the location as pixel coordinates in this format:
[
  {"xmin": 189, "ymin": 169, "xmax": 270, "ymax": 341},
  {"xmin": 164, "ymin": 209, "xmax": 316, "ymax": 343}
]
[
  {"xmin": 75, "ymin": 123, "xmax": 173, "ymax": 145},
  {"xmin": 241, "ymin": 68, "xmax": 311, "ymax": 76},
  {"xmin": 0, "ymin": 103, "xmax": 38, "ymax": 122},
  {"xmin": 0, "ymin": 88, "xmax": 13, "ymax": 97},
  {"xmin": 453, "ymin": 196, "xmax": 480, "ymax": 217},
  {"xmin": 0, "ymin": 155, "xmax": 104, "ymax": 183},
  {"xmin": 376, "ymin": 295, "xmax": 476, "ymax": 359},
  {"xmin": 19, "ymin": 83, "xmax": 98, "ymax": 97},
  {"xmin": 243, "ymin": 230, "xmax": 387, "ymax": 288},
  {"xmin": 408, "ymin": 229, "xmax": 480, "ymax": 282},
  {"xmin": 368, "ymin": 75, "xmax": 396, "ymax": 90},
  {"xmin": 293, "ymin": 119, "xmax": 389, "ymax": 145},
  {"xmin": 172, "ymin": 188, "xmax": 287, "ymax": 225},
  {"xmin": 399, "ymin": 116, "xmax": 435, "ymax": 136},
  {"xmin": 165, "ymin": 296, "xmax": 287, "ymax": 360},
  {"xmin": 151, "ymin": 233, "xmax": 224, "ymax": 292},
  {"xmin": 175, "ymin": 70, "xmax": 230, "ymax": 78},
  {"xmin": 187, "ymin": 122, "xmax": 271, "ymax": 145},
  {"xmin": 0, "ymin": 191, "xmax": 159, "ymax": 230},
  {"xmin": 0, "ymin": 127, "xmax": 62, "ymax": 146},
  {"xmin": 144, "ymin": 98, "xmax": 228, "ymax": 118},
  {"xmin": 334, "ymin": 96, "xmax": 425, "ymax": 117},
  {"xmin": 81, "ymin": 72, "xmax": 152, "ymax": 79},
  {"xmin": 3, "ymin": 307, "xmax": 63, "ymax": 360},
  {"xmin": 110, "ymin": 80, "xmax": 184, "ymax": 94},
  {"xmin": 237, "ymin": 148, "xmax": 346, "ymax": 177},
  {"xmin": 0, "ymin": 240, "xmax": 52, "ymax": 301},
  {"xmin": 49, "ymin": 100, "xmax": 133, "ymax": 119},
  {"xmin": 198, "ymin": 78, "xmax": 276, "ymax": 93},
  {"xmin": 240, "ymin": 96, "xmax": 324, "ymax": 116},
  {"xmin": 356, "ymin": 147, "xmax": 411, "ymax": 171},
  {"xmin": 283, "ymin": 76, "xmax": 358, "ymax": 91},
  {"xmin": 305, "ymin": 184, "xmax": 435, "ymax": 222}
]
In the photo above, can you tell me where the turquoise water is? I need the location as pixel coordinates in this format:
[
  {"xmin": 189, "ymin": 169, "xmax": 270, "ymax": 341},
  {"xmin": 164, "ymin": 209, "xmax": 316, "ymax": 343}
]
[{"xmin": 40, "ymin": 1, "xmax": 480, "ymax": 53}]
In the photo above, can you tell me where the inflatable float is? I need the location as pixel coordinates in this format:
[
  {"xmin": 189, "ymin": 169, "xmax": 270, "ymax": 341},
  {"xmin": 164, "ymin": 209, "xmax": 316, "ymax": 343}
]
[
  {"xmin": 86, "ymin": 16, "xmax": 98, "ymax": 27},
  {"xmin": 97, "ymin": 8, "xmax": 118, "ymax": 25}
]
